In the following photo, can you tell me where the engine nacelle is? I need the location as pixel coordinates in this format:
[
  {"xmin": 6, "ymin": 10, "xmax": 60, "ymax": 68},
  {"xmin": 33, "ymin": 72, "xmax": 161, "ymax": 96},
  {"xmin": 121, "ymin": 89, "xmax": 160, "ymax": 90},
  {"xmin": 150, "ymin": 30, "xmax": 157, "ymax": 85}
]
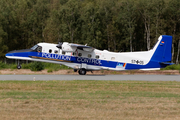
[{"xmin": 62, "ymin": 42, "xmax": 76, "ymax": 52}]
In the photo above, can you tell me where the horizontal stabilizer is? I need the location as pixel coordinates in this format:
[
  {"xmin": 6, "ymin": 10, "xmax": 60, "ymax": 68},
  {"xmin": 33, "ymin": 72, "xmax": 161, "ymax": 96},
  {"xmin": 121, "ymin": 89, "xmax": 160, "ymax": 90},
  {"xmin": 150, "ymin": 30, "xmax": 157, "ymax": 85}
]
[{"xmin": 160, "ymin": 62, "xmax": 174, "ymax": 65}]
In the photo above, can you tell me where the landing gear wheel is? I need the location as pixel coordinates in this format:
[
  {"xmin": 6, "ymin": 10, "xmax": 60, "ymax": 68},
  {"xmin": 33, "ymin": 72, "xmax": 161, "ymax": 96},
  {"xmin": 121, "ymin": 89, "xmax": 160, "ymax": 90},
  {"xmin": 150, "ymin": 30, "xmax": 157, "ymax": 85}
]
[
  {"xmin": 17, "ymin": 65, "xmax": 21, "ymax": 69},
  {"xmin": 78, "ymin": 69, "xmax": 86, "ymax": 75}
]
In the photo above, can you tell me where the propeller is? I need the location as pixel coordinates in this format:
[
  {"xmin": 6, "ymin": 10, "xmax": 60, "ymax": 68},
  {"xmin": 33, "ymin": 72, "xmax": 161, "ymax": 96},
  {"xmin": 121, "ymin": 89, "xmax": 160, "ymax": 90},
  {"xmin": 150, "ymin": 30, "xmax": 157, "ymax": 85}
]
[{"xmin": 56, "ymin": 42, "xmax": 63, "ymax": 49}]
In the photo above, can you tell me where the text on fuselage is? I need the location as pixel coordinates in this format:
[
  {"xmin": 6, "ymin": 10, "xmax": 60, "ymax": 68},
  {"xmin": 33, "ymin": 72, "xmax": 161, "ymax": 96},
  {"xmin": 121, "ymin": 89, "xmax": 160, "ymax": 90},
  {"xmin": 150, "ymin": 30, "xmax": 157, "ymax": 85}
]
[
  {"xmin": 42, "ymin": 53, "xmax": 71, "ymax": 61},
  {"xmin": 77, "ymin": 57, "xmax": 101, "ymax": 65}
]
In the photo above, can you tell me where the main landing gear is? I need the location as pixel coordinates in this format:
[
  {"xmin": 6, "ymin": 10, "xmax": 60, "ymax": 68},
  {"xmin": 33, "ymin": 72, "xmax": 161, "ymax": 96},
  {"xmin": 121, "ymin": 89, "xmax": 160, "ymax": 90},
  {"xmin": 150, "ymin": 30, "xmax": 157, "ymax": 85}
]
[
  {"xmin": 74, "ymin": 69, "xmax": 93, "ymax": 75},
  {"xmin": 78, "ymin": 68, "xmax": 87, "ymax": 75}
]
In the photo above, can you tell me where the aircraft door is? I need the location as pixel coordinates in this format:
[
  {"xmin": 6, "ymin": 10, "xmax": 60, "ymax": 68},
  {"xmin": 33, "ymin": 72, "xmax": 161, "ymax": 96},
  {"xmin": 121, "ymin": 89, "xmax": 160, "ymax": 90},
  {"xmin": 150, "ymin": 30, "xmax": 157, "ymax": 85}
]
[
  {"xmin": 101, "ymin": 54, "xmax": 104, "ymax": 59},
  {"xmin": 102, "ymin": 54, "xmax": 106, "ymax": 60}
]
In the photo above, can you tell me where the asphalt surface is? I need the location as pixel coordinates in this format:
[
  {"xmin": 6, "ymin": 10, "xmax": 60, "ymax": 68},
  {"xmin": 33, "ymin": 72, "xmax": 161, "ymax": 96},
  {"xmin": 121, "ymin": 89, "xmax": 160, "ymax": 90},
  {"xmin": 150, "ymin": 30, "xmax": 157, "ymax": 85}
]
[{"xmin": 0, "ymin": 75, "xmax": 180, "ymax": 81}]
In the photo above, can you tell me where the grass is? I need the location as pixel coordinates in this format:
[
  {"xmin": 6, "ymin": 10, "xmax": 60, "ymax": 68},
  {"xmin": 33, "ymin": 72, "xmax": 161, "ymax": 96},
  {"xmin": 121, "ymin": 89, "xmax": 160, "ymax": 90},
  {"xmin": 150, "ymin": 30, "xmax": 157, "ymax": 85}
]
[
  {"xmin": 0, "ymin": 80, "xmax": 180, "ymax": 119},
  {"xmin": 43, "ymin": 63, "xmax": 71, "ymax": 71},
  {"xmin": 22, "ymin": 62, "xmax": 71, "ymax": 71},
  {"xmin": 0, "ymin": 61, "xmax": 71, "ymax": 71},
  {"xmin": 0, "ymin": 61, "xmax": 17, "ymax": 70},
  {"xmin": 161, "ymin": 64, "xmax": 180, "ymax": 70}
]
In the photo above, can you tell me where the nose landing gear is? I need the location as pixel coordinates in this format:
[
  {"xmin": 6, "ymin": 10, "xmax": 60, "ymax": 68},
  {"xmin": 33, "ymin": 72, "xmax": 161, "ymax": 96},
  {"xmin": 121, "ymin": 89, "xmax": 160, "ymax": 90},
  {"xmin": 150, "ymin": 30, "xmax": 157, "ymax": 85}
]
[
  {"xmin": 17, "ymin": 64, "xmax": 22, "ymax": 69},
  {"xmin": 17, "ymin": 60, "xmax": 21, "ymax": 69}
]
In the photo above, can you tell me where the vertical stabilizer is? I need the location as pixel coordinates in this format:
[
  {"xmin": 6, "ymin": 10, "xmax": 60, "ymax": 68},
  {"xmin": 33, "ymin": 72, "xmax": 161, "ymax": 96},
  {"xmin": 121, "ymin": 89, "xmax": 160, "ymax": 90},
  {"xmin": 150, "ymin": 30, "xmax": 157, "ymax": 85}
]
[{"xmin": 151, "ymin": 35, "xmax": 172, "ymax": 62}]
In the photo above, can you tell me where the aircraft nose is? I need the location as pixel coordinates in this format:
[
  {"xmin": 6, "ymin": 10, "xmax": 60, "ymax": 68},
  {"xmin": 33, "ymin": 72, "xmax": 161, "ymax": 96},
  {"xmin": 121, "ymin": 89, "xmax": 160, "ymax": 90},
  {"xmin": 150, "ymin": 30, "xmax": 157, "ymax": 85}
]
[
  {"xmin": 5, "ymin": 52, "xmax": 14, "ymax": 58},
  {"xmin": 5, "ymin": 49, "xmax": 33, "ymax": 58}
]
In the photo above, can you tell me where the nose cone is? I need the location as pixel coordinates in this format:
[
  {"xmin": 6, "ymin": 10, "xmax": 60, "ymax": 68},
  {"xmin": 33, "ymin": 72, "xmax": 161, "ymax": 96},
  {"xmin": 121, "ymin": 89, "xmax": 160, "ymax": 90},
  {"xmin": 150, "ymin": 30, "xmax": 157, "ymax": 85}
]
[
  {"xmin": 5, "ymin": 49, "xmax": 33, "ymax": 58},
  {"xmin": 5, "ymin": 52, "xmax": 14, "ymax": 58},
  {"xmin": 5, "ymin": 50, "xmax": 18, "ymax": 58}
]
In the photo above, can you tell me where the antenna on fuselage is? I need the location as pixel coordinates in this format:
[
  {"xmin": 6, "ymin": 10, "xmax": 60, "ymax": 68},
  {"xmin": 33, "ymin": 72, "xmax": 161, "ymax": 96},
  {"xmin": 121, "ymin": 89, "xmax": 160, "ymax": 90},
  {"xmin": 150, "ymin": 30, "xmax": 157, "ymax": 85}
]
[{"xmin": 119, "ymin": 50, "xmax": 122, "ymax": 53}]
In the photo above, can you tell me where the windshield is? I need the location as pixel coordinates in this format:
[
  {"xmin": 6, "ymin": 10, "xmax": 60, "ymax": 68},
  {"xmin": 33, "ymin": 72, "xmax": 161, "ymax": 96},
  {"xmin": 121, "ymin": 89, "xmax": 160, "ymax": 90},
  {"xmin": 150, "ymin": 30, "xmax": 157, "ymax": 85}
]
[{"xmin": 31, "ymin": 45, "xmax": 38, "ymax": 50}]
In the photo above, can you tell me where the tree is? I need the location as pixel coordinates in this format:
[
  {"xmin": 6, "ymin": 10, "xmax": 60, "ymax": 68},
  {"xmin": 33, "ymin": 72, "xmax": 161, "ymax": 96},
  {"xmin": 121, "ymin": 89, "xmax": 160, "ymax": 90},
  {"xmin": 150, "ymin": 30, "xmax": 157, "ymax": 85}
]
[
  {"xmin": 117, "ymin": 0, "xmax": 137, "ymax": 52},
  {"xmin": 164, "ymin": 0, "xmax": 180, "ymax": 63},
  {"xmin": 1, "ymin": 0, "xmax": 180, "ymax": 62},
  {"xmin": 80, "ymin": 1, "xmax": 103, "ymax": 49},
  {"xmin": 58, "ymin": 0, "xmax": 82, "ymax": 43},
  {"xmin": 138, "ymin": 0, "xmax": 156, "ymax": 50},
  {"xmin": 88, "ymin": 0, "xmax": 124, "ymax": 51}
]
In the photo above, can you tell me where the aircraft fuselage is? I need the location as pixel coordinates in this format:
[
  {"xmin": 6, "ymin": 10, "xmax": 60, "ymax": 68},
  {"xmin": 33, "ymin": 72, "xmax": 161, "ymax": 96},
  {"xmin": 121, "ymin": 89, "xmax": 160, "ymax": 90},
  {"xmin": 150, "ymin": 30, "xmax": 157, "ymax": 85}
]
[{"xmin": 6, "ymin": 35, "xmax": 173, "ymax": 75}]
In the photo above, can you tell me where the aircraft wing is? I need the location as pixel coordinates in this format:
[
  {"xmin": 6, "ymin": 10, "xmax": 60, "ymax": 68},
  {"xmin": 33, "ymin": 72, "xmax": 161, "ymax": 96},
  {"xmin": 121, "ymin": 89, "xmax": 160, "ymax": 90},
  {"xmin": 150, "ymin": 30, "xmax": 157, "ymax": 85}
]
[{"xmin": 69, "ymin": 43, "xmax": 94, "ymax": 52}]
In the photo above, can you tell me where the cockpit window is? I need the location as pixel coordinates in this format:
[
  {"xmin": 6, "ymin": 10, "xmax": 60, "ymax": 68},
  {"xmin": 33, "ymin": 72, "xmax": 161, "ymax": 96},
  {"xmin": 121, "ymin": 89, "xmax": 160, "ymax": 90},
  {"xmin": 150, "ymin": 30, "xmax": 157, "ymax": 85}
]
[
  {"xmin": 37, "ymin": 46, "xmax": 42, "ymax": 52},
  {"xmin": 31, "ymin": 45, "xmax": 42, "ymax": 52},
  {"xmin": 31, "ymin": 45, "xmax": 38, "ymax": 50}
]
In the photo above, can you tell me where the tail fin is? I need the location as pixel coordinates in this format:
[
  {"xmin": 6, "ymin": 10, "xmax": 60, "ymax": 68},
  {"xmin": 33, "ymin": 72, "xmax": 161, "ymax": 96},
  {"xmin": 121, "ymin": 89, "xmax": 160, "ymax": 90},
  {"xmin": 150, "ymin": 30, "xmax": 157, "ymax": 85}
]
[{"xmin": 151, "ymin": 35, "xmax": 172, "ymax": 62}]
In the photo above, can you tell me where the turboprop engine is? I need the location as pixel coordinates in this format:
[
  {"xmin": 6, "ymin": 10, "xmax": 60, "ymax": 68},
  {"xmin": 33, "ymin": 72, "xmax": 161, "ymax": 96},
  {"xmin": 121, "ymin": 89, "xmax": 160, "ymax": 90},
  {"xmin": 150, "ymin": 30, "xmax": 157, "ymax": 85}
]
[
  {"xmin": 56, "ymin": 42, "xmax": 94, "ymax": 52},
  {"xmin": 61, "ymin": 42, "xmax": 76, "ymax": 52}
]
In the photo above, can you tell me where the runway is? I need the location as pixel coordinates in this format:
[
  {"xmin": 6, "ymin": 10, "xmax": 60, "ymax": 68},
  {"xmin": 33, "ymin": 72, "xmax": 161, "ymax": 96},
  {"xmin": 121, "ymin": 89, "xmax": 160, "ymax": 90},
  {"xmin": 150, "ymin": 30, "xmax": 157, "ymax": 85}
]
[{"xmin": 0, "ymin": 75, "xmax": 180, "ymax": 81}]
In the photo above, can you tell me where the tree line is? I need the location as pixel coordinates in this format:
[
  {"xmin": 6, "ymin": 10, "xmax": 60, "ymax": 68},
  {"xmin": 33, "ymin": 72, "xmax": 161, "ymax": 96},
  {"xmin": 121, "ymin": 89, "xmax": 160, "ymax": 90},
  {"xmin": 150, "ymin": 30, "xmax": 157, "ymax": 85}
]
[{"xmin": 0, "ymin": 0, "xmax": 180, "ymax": 63}]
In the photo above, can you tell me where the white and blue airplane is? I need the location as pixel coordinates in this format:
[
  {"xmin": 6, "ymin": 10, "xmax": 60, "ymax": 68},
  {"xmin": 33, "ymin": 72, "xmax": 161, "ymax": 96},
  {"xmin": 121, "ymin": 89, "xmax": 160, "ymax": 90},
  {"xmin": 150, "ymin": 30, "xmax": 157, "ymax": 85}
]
[{"xmin": 6, "ymin": 35, "xmax": 173, "ymax": 75}]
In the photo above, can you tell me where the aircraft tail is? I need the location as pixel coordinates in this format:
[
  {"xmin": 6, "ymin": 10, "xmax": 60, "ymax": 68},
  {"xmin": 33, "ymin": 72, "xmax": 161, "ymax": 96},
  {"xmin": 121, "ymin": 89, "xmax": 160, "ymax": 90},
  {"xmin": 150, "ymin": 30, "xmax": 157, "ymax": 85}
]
[{"xmin": 151, "ymin": 35, "xmax": 172, "ymax": 63}]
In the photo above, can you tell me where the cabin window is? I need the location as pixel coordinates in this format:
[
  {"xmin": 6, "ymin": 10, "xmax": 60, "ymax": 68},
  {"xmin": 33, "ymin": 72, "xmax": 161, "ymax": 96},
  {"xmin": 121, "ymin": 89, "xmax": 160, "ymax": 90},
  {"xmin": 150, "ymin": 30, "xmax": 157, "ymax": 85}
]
[
  {"xmin": 62, "ymin": 51, "xmax": 65, "ymax": 55},
  {"xmin": 111, "ymin": 57, "xmax": 115, "ymax": 61},
  {"xmin": 54, "ymin": 50, "xmax": 58, "ymax": 54},
  {"xmin": 96, "ymin": 55, "xmax": 99, "ymax": 59},
  {"xmin": 78, "ymin": 53, "xmax": 82, "ymax": 57},
  {"xmin": 88, "ymin": 54, "xmax": 92, "ymax": 58},
  {"xmin": 49, "ymin": 49, "xmax": 52, "ymax": 53}
]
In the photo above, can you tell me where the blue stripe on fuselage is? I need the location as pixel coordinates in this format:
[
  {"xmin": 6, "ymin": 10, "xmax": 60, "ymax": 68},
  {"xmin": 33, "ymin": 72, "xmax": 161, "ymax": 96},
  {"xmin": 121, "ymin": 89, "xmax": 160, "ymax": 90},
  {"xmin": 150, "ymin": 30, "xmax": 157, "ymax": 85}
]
[
  {"xmin": 6, "ymin": 51, "xmax": 166, "ymax": 69},
  {"xmin": 40, "ymin": 53, "xmax": 121, "ymax": 68},
  {"xmin": 125, "ymin": 60, "xmax": 167, "ymax": 70},
  {"xmin": 6, "ymin": 51, "xmax": 119, "ymax": 68}
]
